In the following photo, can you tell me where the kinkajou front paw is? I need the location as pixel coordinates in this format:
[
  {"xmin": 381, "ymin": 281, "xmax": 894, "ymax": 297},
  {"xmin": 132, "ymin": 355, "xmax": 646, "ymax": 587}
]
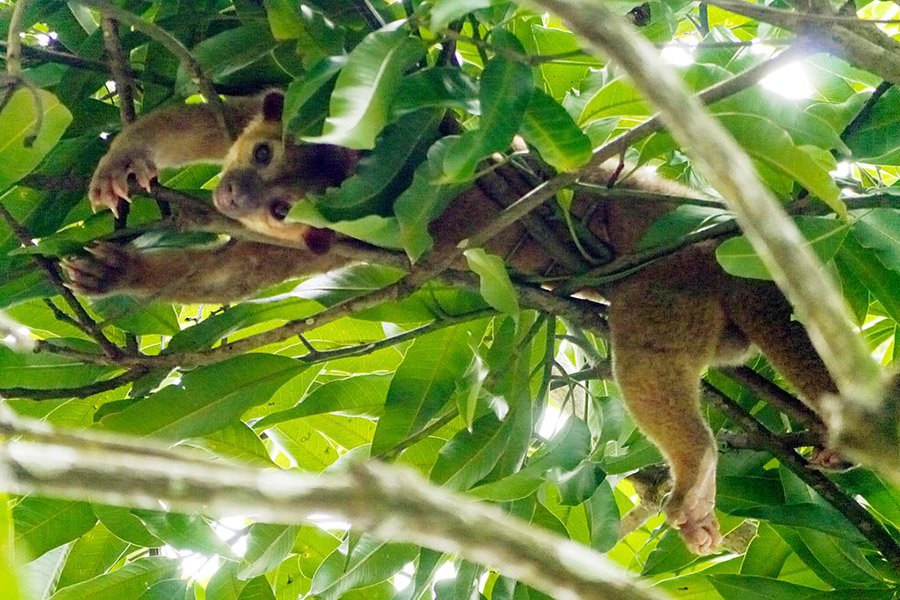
[
  {"xmin": 88, "ymin": 147, "xmax": 158, "ymax": 216},
  {"xmin": 61, "ymin": 242, "xmax": 141, "ymax": 296}
]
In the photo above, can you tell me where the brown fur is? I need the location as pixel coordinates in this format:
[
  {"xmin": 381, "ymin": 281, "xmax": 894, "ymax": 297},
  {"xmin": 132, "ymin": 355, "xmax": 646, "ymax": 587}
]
[{"xmin": 72, "ymin": 92, "xmax": 837, "ymax": 554}]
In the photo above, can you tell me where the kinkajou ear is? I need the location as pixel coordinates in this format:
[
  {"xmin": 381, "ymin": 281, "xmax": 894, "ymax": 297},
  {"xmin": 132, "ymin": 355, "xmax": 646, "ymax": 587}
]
[{"xmin": 262, "ymin": 91, "xmax": 285, "ymax": 122}]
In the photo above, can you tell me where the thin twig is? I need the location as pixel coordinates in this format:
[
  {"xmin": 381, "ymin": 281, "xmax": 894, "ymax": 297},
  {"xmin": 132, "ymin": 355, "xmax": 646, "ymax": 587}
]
[{"xmin": 0, "ymin": 367, "xmax": 149, "ymax": 401}]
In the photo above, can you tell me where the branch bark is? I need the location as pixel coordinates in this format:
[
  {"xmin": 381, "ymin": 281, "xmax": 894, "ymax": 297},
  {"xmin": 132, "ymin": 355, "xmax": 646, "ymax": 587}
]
[
  {"xmin": 0, "ymin": 410, "xmax": 665, "ymax": 600},
  {"xmin": 522, "ymin": 0, "xmax": 896, "ymax": 480}
]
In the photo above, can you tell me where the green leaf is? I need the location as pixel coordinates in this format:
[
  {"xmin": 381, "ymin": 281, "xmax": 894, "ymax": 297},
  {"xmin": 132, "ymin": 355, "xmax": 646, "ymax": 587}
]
[
  {"xmin": 844, "ymin": 86, "xmax": 900, "ymax": 164},
  {"xmin": 13, "ymin": 499, "xmax": 96, "ymax": 560},
  {"xmin": 520, "ymin": 89, "xmax": 592, "ymax": 172},
  {"xmin": 470, "ymin": 419, "xmax": 591, "ymax": 502},
  {"xmin": 716, "ymin": 114, "xmax": 844, "ymax": 216},
  {"xmin": 314, "ymin": 108, "xmax": 444, "ymax": 220},
  {"xmin": 442, "ymin": 46, "xmax": 534, "ymax": 181},
  {"xmin": 265, "ymin": 0, "xmax": 343, "ymax": 60},
  {"xmin": 571, "ymin": 74, "xmax": 649, "ymax": 125},
  {"xmin": 133, "ymin": 511, "xmax": 235, "ymax": 557},
  {"xmin": 99, "ymin": 354, "xmax": 306, "ymax": 440},
  {"xmin": 88, "ymin": 297, "xmax": 179, "ymax": 336},
  {"xmin": 310, "ymin": 537, "xmax": 417, "ymax": 600},
  {"xmin": 709, "ymin": 575, "xmax": 827, "ymax": 600},
  {"xmin": 254, "ymin": 373, "xmax": 391, "ymax": 429},
  {"xmin": 850, "ymin": 209, "xmax": 900, "ymax": 271},
  {"xmin": 716, "ymin": 217, "xmax": 849, "ymax": 280},
  {"xmin": 430, "ymin": 0, "xmax": 492, "ymax": 31},
  {"xmin": 283, "ymin": 56, "xmax": 346, "ymax": 137},
  {"xmin": 430, "ymin": 410, "xmax": 517, "ymax": 491},
  {"xmin": 238, "ymin": 524, "xmax": 300, "ymax": 580},
  {"xmin": 0, "ymin": 494, "xmax": 24, "ymax": 600},
  {"xmin": 731, "ymin": 503, "xmax": 865, "ymax": 542},
  {"xmin": 48, "ymin": 557, "xmax": 178, "ymax": 600},
  {"xmin": 371, "ymin": 322, "xmax": 486, "ymax": 454},
  {"xmin": 394, "ymin": 137, "xmax": 472, "ymax": 260},
  {"xmin": 0, "ymin": 345, "xmax": 118, "ymax": 392},
  {"xmin": 392, "ymin": 68, "xmax": 480, "ymax": 116},
  {"xmin": 207, "ymin": 563, "xmax": 275, "ymax": 600},
  {"xmin": 836, "ymin": 233, "xmax": 900, "ymax": 324},
  {"xmin": 0, "ymin": 89, "xmax": 72, "ymax": 192},
  {"xmin": 304, "ymin": 26, "xmax": 425, "ymax": 150},
  {"xmin": 91, "ymin": 505, "xmax": 162, "ymax": 548},
  {"xmin": 642, "ymin": 529, "xmax": 696, "ymax": 576},
  {"xmin": 57, "ymin": 524, "xmax": 129, "ymax": 589},
  {"xmin": 464, "ymin": 248, "xmax": 519, "ymax": 314},
  {"xmin": 288, "ymin": 202, "xmax": 402, "ymax": 248},
  {"xmin": 175, "ymin": 23, "xmax": 278, "ymax": 94},
  {"xmin": 136, "ymin": 580, "xmax": 189, "ymax": 600},
  {"xmin": 586, "ymin": 481, "xmax": 620, "ymax": 552},
  {"xmin": 740, "ymin": 524, "xmax": 792, "ymax": 578}
]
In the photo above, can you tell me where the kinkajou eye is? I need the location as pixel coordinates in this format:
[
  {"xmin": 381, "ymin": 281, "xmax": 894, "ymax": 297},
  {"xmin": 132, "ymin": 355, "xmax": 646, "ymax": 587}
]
[
  {"xmin": 269, "ymin": 199, "xmax": 291, "ymax": 221},
  {"xmin": 253, "ymin": 143, "xmax": 273, "ymax": 166}
]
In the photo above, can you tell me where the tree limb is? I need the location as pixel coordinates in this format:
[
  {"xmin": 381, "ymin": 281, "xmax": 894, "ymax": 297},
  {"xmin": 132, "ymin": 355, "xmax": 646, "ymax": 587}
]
[{"xmin": 0, "ymin": 410, "xmax": 666, "ymax": 600}]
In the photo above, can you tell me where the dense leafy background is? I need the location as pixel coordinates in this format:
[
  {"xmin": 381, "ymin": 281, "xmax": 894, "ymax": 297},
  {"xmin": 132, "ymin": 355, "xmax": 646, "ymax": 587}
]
[{"xmin": 1, "ymin": 0, "xmax": 899, "ymax": 599}]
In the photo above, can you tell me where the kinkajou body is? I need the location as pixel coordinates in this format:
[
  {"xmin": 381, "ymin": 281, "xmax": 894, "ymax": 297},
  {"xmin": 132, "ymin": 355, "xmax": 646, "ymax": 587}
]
[{"xmin": 67, "ymin": 91, "xmax": 838, "ymax": 554}]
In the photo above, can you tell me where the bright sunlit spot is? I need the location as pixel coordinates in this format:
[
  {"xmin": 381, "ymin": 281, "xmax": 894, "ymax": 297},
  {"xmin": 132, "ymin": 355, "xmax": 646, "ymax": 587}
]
[
  {"xmin": 832, "ymin": 161, "xmax": 853, "ymax": 179},
  {"xmin": 308, "ymin": 512, "xmax": 351, "ymax": 531},
  {"xmin": 660, "ymin": 45, "xmax": 694, "ymax": 66},
  {"xmin": 761, "ymin": 61, "xmax": 814, "ymax": 99},
  {"xmin": 537, "ymin": 403, "xmax": 570, "ymax": 438},
  {"xmin": 160, "ymin": 517, "xmax": 249, "ymax": 583}
]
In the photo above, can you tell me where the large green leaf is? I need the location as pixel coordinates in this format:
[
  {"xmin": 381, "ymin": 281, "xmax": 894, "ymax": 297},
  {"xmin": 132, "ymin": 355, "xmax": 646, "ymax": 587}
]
[
  {"xmin": 305, "ymin": 26, "xmax": 425, "ymax": 149},
  {"xmin": 175, "ymin": 23, "xmax": 278, "ymax": 94},
  {"xmin": 844, "ymin": 87, "xmax": 900, "ymax": 164},
  {"xmin": 313, "ymin": 108, "xmax": 444, "ymax": 220},
  {"xmin": 442, "ymin": 39, "xmax": 534, "ymax": 181},
  {"xmin": 710, "ymin": 574, "xmax": 894, "ymax": 600},
  {"xmin": 254, "ymin": 373, "xmax": 391, "ymax": 429},
  {"xmin": 98, "ymin": 354, "xmax": 306, "ymax": 440},
  {"xmin": 393, "ymin": 137, "xmax": 471, "ymax": 260},
  {"xmin": 288, "ymin": 202, "xmax": 402, "ymax": 248},
  {"xmin": 48, "ymin": 557, "xmax": 178, "ymax": 600},
  {"xmin": 520, "ymin": 89, "xmax": 592, "ymax": 172},
  {"xmin": 13, "ymin": 499, "xmax": 96, "ymax": 560},
  {"xmin": 836, "ymin": 233, "xmax": 900, "ymax": 324},
  {"xmin": 716, "ymin": 217, "xmax": 849, "ymax": 280},
  {"xmin": 371, "ymin": 322, "xmax": 486, "ymax": 454},
  {"xmin": 0, "ymin": 345, "xmax": 118, "ymax": 392},
  {"xmin": 310, "ymin": 537, "xmax": 418, "ymax": 600},
  {"xmin": 392, "ymin": 68, "xmax": 480, "ymax": 116},
  {"xmin": 238, "ymin": 523, "xmax": 300, "ymax": 580},
  {"xmin": 0, "ymin": 89, "xmax": 72, "ymax": 192},
  {"xmin": 56, "ymin": 524, "xmax": 129, "ymax": 589}
]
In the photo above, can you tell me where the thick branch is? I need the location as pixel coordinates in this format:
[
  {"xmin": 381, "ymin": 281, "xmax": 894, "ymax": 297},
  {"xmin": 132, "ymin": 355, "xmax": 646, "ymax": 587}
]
[
  {"xmin": 523, "ymin": 2, "xmax": 891, "ymax": 470},
  {"xmin": 0, "ymin": 411, "xmax": 665, "ymax": 600}
]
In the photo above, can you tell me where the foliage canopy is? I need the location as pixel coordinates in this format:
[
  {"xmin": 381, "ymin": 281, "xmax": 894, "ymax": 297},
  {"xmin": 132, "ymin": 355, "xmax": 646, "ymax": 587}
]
[{"xmin": 0, "ymin": 0, "xmax": 899, "ymax": 599}]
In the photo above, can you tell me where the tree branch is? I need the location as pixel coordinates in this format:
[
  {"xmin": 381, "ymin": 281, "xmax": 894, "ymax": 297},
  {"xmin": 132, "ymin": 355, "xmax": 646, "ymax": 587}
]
[
  {"xmin": 0, "ymin": 367, "xmax": 148, "ymax": 401},
  {"xmin": 0, "ymin": 410, "xmax": 665, "ymax": 600}
]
